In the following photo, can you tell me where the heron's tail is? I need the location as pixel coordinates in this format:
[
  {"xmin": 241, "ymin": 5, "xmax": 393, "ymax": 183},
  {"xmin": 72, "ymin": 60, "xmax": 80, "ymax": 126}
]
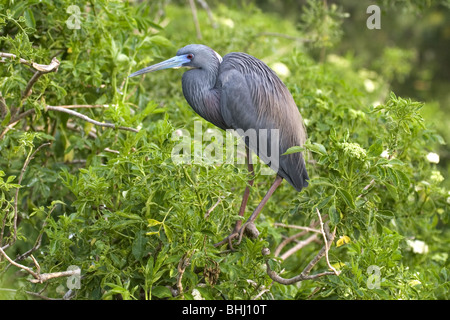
[{"xmin": 279, "ymin": 152, "xmax": 309, "ymax": 192}]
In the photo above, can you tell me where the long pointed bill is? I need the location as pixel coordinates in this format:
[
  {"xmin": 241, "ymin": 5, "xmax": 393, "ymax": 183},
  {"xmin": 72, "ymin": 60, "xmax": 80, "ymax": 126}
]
[{"xmin": 129, "ymin": 55, "xmax": 191, "ymax": 78}]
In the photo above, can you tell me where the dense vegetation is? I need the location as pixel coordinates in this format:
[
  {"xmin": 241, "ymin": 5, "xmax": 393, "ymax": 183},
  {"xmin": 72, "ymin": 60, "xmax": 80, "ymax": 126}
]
[{"xmin": 0, "ymin": 0, "xmax": 448, "ymax": 300}]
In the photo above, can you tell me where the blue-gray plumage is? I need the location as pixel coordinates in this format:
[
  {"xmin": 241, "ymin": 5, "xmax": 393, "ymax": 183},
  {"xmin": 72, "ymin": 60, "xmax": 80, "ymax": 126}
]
[{"xmin": 130, "ymin": 44, "xmax": 309, "ymax": 246}]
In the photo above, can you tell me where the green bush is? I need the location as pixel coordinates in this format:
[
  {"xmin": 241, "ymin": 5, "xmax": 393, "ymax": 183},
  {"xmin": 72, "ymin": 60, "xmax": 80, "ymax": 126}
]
[{"xmin": 0, "ymin": 1, "xmax": 448, "ymax": 300}]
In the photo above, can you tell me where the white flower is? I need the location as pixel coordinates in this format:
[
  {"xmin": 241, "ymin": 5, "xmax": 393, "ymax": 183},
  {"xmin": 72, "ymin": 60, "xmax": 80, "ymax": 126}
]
[
  {"xmin": 339, "ymin": 142, "xmax": 367, "ymax": 159},
  {"xmin": 372, "ymin": 101, "xmax": 381, "ymax": 107},
  {"xmin": 220, "ymin": 18, "xmax": 234, "ymax": 28},
  {"xmin": 406, "ymin": 239, "xmax": 429, "ymax": 254},
  {"xmin": 192, "ymin": 289, "xmax": 204, "ymax": 300},
  {"xmin": 271, "ymin": 62, "xmax": 290, "ymax": 78},
  {"xmin": 381, "ymin": 150, "xmax": 389, "ymax": 158},
  {"xmin": 426, "ymin": 152, "xmax": 440, "ymax": 164},
  {"xmin": 364, "ymin": 79, "xmax": 376, "ymax": 92}
]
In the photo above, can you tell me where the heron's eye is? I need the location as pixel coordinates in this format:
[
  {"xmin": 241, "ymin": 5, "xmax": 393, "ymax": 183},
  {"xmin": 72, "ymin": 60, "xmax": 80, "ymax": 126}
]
[{"xmin": 187, "ymin": 54, "xmax": 194, "ymax": 60}]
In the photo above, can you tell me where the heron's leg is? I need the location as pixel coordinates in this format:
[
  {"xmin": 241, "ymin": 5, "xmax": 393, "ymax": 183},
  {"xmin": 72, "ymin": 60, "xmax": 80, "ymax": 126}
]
[
  {"xmin": 233, "ymin": 145, "xmax": 254, "ymax": 233},
  {"xmin": 242, "ymin": 175, "xmax": 283, "ymax": 226},
  {"xmin": 214, "ymin": 175, "xmax": 283, "ymax": 248}
]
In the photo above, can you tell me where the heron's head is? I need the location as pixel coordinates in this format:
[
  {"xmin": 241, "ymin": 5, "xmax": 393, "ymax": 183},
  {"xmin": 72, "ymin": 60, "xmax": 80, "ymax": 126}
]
[{"xmin": 129, "ymin": 44, "xmax": 222, "ymax": 78}]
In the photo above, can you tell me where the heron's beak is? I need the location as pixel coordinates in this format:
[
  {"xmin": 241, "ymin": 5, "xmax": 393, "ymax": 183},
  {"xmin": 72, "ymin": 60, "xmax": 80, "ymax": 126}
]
[{"xmin": 129, "ymin": 55, "xmax": 191, "ymax": 78}]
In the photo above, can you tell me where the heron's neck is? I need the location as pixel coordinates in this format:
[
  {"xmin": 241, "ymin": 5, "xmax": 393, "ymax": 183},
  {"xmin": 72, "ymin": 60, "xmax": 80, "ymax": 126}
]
[{"xmin": 181, "ymin": 65, "xmax": 226, "ymax": 130}]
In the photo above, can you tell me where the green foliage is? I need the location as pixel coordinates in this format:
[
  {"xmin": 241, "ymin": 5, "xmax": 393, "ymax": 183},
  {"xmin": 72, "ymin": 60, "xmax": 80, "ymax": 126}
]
[{"xmin": 0, "ymin": 0, "xmax": 448, "ymax": 300}]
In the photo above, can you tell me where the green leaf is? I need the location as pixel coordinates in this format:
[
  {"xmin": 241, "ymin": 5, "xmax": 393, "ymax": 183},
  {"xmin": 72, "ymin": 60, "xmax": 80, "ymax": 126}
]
[
  {"xmin": 329, "ymin": 205, "xmax": 340, "ymax": 225},
  {"xmin": 149, "ymin": 35, "xmax": 174, "ymax": 48},
  {"xmin": 147, "ymin": 219, "xmax": 162, "ymax": 227},
  {"xmin": 132, "ymin": 231, "xmax": 147, "ymax": 260},
  {"xmin": 337, "ymin": 188, "xmax": 355, "ymax": 209},
  {"xmin": 368, "ymin": 139, "xmax": 383, "ymax": 157},
  {"xmin": 377, "ymin": 210, "xmax": 395, "ymax": 219},
  {"xmin": 282, "ymin": 146, "xmax": 304, "ymax": 155},
  {"xmin": 163, "ymin": 224, "xmax": 173, "ymax": 243},
  {"xmin": 152, "ymin": 286, "xmax": 173, "ymax": 299}
]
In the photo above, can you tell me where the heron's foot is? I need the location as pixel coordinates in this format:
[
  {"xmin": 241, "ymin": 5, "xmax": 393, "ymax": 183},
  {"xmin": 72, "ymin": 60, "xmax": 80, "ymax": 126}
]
[{"xmin": 213, "ymin": 222, "xmax": 260, "ymax": 251}]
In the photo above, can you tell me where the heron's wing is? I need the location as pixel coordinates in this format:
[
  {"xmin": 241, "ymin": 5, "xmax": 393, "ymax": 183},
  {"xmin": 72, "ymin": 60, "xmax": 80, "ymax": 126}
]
[{"xmin": 217, "ymin": 53, "xmax": 309, "ymax": 191}]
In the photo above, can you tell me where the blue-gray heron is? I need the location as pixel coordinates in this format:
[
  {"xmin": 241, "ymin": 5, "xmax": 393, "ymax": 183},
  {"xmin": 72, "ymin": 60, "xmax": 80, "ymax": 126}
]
[{"xmin": 130, "ymin": 44, "xmax": 308, "ymax": 247}]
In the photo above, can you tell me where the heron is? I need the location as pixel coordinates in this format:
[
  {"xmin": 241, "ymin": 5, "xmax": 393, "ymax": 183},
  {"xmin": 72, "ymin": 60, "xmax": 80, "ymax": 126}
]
[{"xmin": 129, "ymin": 44, "xmax": 309, "ymax": 248}]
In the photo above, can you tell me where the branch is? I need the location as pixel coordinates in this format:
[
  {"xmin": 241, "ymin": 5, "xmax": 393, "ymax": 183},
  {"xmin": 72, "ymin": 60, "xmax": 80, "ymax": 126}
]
[
  {"xmin": 262, "ymin": 247, "xmax": 336, "ymax": 285},
  {"xmin": 0, "ymin": 246, "xmax": 80, "ymax": 285},
  {"xmin": 316, "ymin": 208, "xmax": 340, "ymax": 276},
  {"xmin": 279, "ymin": 234, "xmax": 319, "ymax": 261},
  {"xmin": 196, "ymin": 0, "xmax": 217, "ymax": 28},
  {"xmin": 205, "ymin": 196, "xmax": 224, "ymax": 219},
  {"xmin": 262, "ymin": 210, "xmax": 340, "ymax": 285},
  {"xmin": 3, "ymin": 105, "xmax": 138, "ymax": 136},
  {"xmin": 45, "ymin": 106, "xmax": 139, "ymax": 133},
  {"xmin": 189, "ymin": 0, "xmax": 202, "ymax": 39},
  {"xmin": 356, "ymin": 179, "xmax": 375, "ymax": 200},
  {"xmin": 274, "ymin": 220, "xmax": 321, "ymax": 257},
  {"xmin": 3, "ymin": 142, "xmax": 51, "ymax": 250},
  {"xmin": 176, "ymin": 253, "xmax": 192, "ymax": 299},
  {"xmin": 274, "ymin": 223, "xmax": 321, "ymax": 234},
  {"xmin": 0, "ymin": 92, "xmax": 7, "ymax": 119}
]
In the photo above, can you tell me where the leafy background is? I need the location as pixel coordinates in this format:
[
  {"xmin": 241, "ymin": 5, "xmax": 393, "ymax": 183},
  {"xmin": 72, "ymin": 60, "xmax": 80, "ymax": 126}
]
[{"xmin": 0, "ymin": 0, "xmax": 448, "ymax": 300}]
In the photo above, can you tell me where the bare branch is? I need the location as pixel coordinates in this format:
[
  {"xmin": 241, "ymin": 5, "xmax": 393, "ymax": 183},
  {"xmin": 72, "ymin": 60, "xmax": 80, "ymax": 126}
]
[
  {"xmin": 274, "ymin": 223, "xmax": 321, "ymax": 234},
  {"xmin": 4, "ymin": 142, "xmax": 51, "ymax": 250},
  {"xmin": 0, "ymin": 92, "xmax": 7, "ymax": 119},
  {"xmin": 205, "ymin": 196, "xmax": 224, "ymax": 219},
  {"xmin": 196, "ymin": 0, "xmax": 217, "ymax": 28},
  {"xmin": 189, "ymin": 0, "xmax": 202, "ymax": 39},
  {"xmin": 29, "ymin": 269, "xmax": 80, "ymax": 284},
  {"xmin": 262, "ymin": 211, "xmax": 340, "ymax": 285},
  {"xmin": 0, "ymin": 246, "xmax": 80, "ymax": 285},
  {"xmin": 356, "ymin": 179, "xmax": 375, "ymax": 199},
  {"xmin": 279, "ymin": 234, "xmax": 319, "ymax": 261},
  {"xmin": 262, "ymin": 247, "xmax": 336, "ymax": 285},
  {"xmin": 21, "ymin": 57, "xmax": 60, "ymax": 100},
  {"xmin": 316, "ymin": 208, "xmax": 340, "ymax": 276},
  {"xmin": 45, "ymin": 106, "xmax": 139, "ymax": 133},
  {"xmin": 176, "ymin": 253, "xmax": 192, "ymax": 299},
  {"xmin": 2, "ymin": 105, "xmax": 139, "ymax": 136}
]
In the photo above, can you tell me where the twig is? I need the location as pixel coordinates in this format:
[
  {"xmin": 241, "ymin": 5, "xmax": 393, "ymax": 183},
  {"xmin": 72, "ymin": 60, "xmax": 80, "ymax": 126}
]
[
  {"xmin": 0, "ymin": 92, "xmax": 7, "ymax": 119},
  {"xmin": 189, "ymin": 0, "xmax": 202, "ymax": 39},
  {"xmin": 316, "ymin": 208, "xmax": 340, "ymax": 276},
  {"xmin": 279, "ymin": 234, "xmax": 319, "ymax": 261},
  {"xmin": 263, "ymin": 211, "xmax": 339, "ymax": 285},
  {"xmin": 262, "ymin": 247, "xmax": 335, "ymax": 285},
  {"xmin": 0, "ymin": 246, "xmax": 80, "ymax": 285},
  {"xmin": 274, "ymin": 223, "xmax": 321, "ymax": 234},
  {"xmin": 6, "ymin": 142, "xmax": 51, "ymax": 250},
  {"xmin": 205, "ymin": 196, "xmax": 224, "ymax": 219},
  {"xmin": 274, "ymin": 220, "xmax": 320, "ymax": 257},
  {"xmin": 48, "ymin": 104, "xmax": 112, "ymax": 109},
  {"xmin": 45, "ymin": 106, "xmax": 139, "ymax": 132},
  {"xmin": 196, "ymin": 0, "xmax": 217, "ymax": 28},
  {"xmin": 176, "ymin": 252, "xmax": 191, "ymax": 299},
  {"xmin": 0, "ymin": 247, "xmax": 39, "ymax": 279},
  {"xmin": 15, "ymin": 205, "xmax": 57, "ymax": 261},
  {"xmin": 356, "ymin": 179, "xmax": 375, "ymax": 199},
  {"xmin": 21, "ymin": 58, "xmax": 60, "ymax": 104}
]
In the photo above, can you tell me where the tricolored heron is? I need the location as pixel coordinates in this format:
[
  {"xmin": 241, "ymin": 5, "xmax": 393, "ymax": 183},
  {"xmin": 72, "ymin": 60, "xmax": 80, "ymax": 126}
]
[{"xmin": 130, "ymin": 44, "xmax": 309, "ymax": 247}]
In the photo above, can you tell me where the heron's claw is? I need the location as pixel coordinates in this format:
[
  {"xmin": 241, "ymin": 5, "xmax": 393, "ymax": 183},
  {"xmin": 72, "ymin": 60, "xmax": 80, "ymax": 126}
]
[{"xmin": 213, "ymin": 222, "xmax": 260, "ymax": 250}]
